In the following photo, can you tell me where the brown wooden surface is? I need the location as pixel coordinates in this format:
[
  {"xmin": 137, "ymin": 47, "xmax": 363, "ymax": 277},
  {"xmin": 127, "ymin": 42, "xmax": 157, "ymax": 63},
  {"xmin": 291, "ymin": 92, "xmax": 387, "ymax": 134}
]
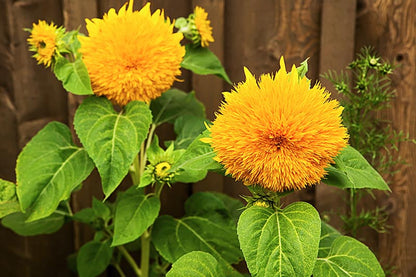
[{"xmin": 0, "ymin": 0, "xmax": 415, "ymax": 276}]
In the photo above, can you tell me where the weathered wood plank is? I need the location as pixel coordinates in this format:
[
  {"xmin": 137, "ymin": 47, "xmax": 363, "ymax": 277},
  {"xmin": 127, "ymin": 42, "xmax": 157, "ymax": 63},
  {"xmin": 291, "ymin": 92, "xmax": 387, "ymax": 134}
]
[
  {"xmin": 316, "ymin": 0, "xmax": 357, "ymax": 230},
  {"xmin": 355, "ymin": 1, "xmax": 416, "ymax": 275}
]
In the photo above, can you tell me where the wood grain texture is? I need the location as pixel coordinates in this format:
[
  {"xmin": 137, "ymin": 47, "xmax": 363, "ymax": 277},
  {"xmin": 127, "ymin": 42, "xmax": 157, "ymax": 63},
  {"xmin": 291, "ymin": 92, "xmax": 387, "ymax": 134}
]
[
  {"xmin": 356, "ymin": 1, "xmax": 416, "ymax": 276},
  {"xmin": 316, "ymin": 0, "xmax": 357, "ymax": 230},
  {"xmin": 0, "ymin": 1, "xmax": 74, "ymax": 276}
]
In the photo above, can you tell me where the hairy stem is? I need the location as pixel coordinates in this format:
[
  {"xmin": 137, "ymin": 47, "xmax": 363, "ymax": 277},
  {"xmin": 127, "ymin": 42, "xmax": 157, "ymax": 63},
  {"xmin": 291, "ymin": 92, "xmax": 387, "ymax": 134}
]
[
  {"xmin": 141, "ymin": 230, "xmax": 151, "ymax": 277},
  {"xmin": 118, "ymin": 245, "xmax": 142, "ymax": 277}
]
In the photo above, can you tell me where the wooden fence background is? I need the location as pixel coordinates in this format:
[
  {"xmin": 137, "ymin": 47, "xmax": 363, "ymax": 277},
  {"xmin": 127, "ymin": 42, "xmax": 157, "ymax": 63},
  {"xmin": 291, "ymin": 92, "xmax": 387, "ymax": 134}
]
[{"xmin": 0, "ymin": 0, "xmax": 415, "ymax": 276}]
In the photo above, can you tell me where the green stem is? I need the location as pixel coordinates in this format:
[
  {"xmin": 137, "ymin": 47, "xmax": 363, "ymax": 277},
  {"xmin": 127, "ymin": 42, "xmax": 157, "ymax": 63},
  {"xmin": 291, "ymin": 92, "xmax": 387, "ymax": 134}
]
[
  {"xmin": 113, "ymin": 263, "xmax": 126, "ymax": 277},
  {"xmin": 130, "ymin": 154, "xmax": 141, "ymax": 185},
  {"xmin": 118, "ymin": 245, "xmax": 142, "ymax": 277},
  {"xmin": 65, "ymin": 201, "xmax": 73, "ymax": 216},
  {"xmin": 349, "ymin": 188, "xmax": 358, "ymax": 237},
  {"xmin": 141, "ymin": 230, "xmax": 151, "ymax": 277}
]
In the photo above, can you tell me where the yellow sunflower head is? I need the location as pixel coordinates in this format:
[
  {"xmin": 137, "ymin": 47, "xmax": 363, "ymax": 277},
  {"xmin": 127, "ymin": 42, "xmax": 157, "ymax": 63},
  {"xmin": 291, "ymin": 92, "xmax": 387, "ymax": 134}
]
[
  {"xmin": 207, "ymin": 57, "xmax": 349, "ymax": 192},
  {"xmin": 175, "ymin": 6, "xmax": 214, "ymax": 47},
  {"xmin": 193, "ymin": 6, "xmax": 214, "ymax": 47},
  {"xmin": 79, "ymin": 0, "xmax": 185, "ymax": 106},
  {"xmin": 27, "ymin": 20, "xmax": 64, "ymax": 67}
]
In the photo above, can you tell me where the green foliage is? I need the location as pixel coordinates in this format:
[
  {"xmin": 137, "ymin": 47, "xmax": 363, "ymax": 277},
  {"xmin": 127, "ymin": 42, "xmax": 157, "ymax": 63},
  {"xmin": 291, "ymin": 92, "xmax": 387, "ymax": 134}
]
[
  {"xmin": 112, "ymin": 187, "xmax": 160, "ymax": 246},
  {"xmin": 54, "ymin": 56, "xmax": 93, "ymax": 95},
  {"xmin": 237, "ymin": 202, "xmax": 321, "ymax": 277},
  {"xmin": 16, "ymin": 122, "xmax": 94, "ymax": 221},
  {"xmin": 318, "ymin": 221, "xmax": 341, "ymax": 258},
  {"xmin": 2, "ymin": 212, "xmax": 65, "ymax": 236},
  {"xmin": 0, "ymin": 179, "xmax": 20, "ymax": 218},
  {"xmin": 166, "ymin": 251, "xmax": 224, "ymax": 277},
  {"xmin": 324, "ymin": 146, "xmax": 390, "ymax": 190},
  {"xmin": 150, "ymin": 89, "xmax": 205, "ymax": 125},
  {"xmin": 77, "ymin": 240, "xmax": 113, "ymax": 277},
  {"xmin": 74, "ymin": 96, "xmax": 152, "ymax": 198},
  {"xmin": 171, "ymin": 131, "xmax": 222, "ymax": 183},
  {"xmin": 181, "ymin": 44, "xmax": 231, "ymax": 84},
  {"xmin": 152, "ymin": 193, "xmax": 244, "ymax": 276},
  {"xmin": 173, "ymin": 115, "xmax": 208, "ymax": 149},
  {"xmin": 313, "ymin": 236, "xmax": 384, "ymax": 277},
  {"xmin": 322, "ymin": 46, "xmax": 406, "ymax": 173}
]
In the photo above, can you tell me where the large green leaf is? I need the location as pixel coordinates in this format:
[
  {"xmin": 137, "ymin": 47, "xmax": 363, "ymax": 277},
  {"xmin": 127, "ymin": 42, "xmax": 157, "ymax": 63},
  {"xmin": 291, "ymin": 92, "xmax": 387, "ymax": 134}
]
[
  {"xmin": 323, "ymin": 146, "xmax": 390, "ymax": 191},
  {"xmin": 16, "ymin": 122, "xmax": 94, "ymax": 221},
  {"xmin": 2, "ymin": 212, "xmax": 64, "ymax": 236},
  {"xmin": 0, "ymin": 179, "xmax": 20, "ymax": 218},
  {"xmin": 318, "ymin": 221, "xmax": 341, "ymax": 258},
  {"xmin": 166, "ymin": 251, "xmax": 224, "ymax": 277},
  {"xmin": 150, "ymin": 89, "xmax": 205, "ymax": 125},
  {"xmin": 74, "ymin": 96, "xmax": 152, "ymax": 198},
  {"xmin": 181, "ymin": 44, "xmax": 231, "ymax": 84},
  {"xmin": 152, "ymin": 215, "xmax": 243, "ymax": 277},
  {"xmin": 313, "ymin": 236, "xmax": 384, "ymax": 277},
  {"xmin": 173, "ymin": 115, "xmax": 207, "ymax": 149},
  {"xmin": 54, "ymin": 56, "xmax": 93, "ymax": 95},
  {"xmin": 185, "ymin": 192, "xmax": 243, "ymax": 227},
  {"xmin": 237, "ymin": 202, "xmax": 321, "ymax": 277},
  {"xmin": 112, "ymin": 187, "xmax": 160, "ymax": 246},
  {"xmin": 171, "ymin": 131, "xmax": 222, "ymax": 183},
  {"xmin": 77, "ymin": 240, "xmax": 113, "ymax": 277}
]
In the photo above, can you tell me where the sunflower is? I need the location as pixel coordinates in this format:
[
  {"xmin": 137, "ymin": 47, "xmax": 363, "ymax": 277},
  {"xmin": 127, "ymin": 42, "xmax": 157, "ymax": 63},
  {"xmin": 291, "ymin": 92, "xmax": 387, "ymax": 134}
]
[
  {"xmin": 79, "ymin": 0, "xmax": 185, "ymax": 106},
  {"xmin": 193, "ymin": 6, "xmax": 214, "ymax": 47},
  {"xmin": 207, "ymin": 57, "xmax": 348, "ymax": 192},
  {"xmin": 27, "ymin": 20, "xmax": 64, "ymax": 67}
]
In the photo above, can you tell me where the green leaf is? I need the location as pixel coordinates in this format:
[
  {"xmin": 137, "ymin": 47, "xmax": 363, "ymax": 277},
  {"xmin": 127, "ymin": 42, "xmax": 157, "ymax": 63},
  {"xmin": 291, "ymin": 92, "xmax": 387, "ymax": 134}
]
[
  {"xmin": 16, "ymin": 122, "xmax": 94, "ymax": 221},
  {"xmin": 61, "ymin": 30, "xmax": 82, "ymax": 58},
  {"xmin": 2, "ymin": 212, "xmax": 64, "ymax": 236},
  {"xmin": 318, "ymin": 221, "xmax": 341, "ymax": 258},
  {"xmin": 54, "ymin": 56, "xmax": 93, "ymax": 95},
  {"xmin": 167, "ymin": 251, "xmax": 224, "ymax": 277},
  {"xmin": 185, "ymin": 192, "xmax": 243, "ymax": 227},
  {"xmin": 112, "ymin": 187, "xmax": 160, "ymax": 246},
  {"xmin": 296, "ymin": 58, "xmax": 309, "ymax": 79},
  {"xmin": 237, "ymin": 202, "xmax": 321, "ymax": 277},
  {"xmin": 73, "ymin": 208, "xmax": 96, "ymax": 224},
  {"xmin": 74, "ymin": 96, "xmax": 152, "ymax": 198},
  {"xmin": 171, "ymin": 131, "xmax": 222, "ymax": 183},
  {"xmin": 92, "ymin": 197, "xmax": 111, "ymax": 221},
  {"xmin": 0, "ymin": 179, "xmax": 20, "ymax": 218},
  {"xmin": 150, "ymin": 89, "xmax": 205, "ymax": 125},
  {"xmin": 77, "ymin": 240, "xmax": 113, "ymax": 277},
  {"xmin": 181, "ymin": 44, "xmax": 231, "ymax": 84},
  {"xmin": 313, "ymin": 236, "xmax": 384, "ymax": 277},
  {"xmin": 152, "ymin": 215, "xmax": 243, "ymax": 276},
  {"xmin": 323, "ymin": 146, "xmax": 390, "ymax": 191},
  {"xmin": 174, "ymin": 115, "xmax": 207, "ymax": 149}
]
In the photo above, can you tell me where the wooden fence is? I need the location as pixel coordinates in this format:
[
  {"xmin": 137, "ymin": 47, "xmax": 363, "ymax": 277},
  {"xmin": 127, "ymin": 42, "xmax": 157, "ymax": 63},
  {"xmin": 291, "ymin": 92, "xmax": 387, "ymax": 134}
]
[{"xmin": 0, "ymin": 0, "xmax": 415, "ymax": 276}]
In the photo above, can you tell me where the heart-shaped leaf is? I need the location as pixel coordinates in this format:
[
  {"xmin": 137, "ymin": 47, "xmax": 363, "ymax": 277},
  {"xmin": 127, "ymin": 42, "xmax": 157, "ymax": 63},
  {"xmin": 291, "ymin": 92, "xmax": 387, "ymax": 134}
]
[
  {"xmin": 167, "ymin": 251, "xmax": 224, "ymax": 277},
  {"xmin": 181, "ymin": 44, "xmax": 231, "ymax": 84},
  {"xmin": 237, "ymin": 202, "xmax": 321, "ymax": 277},
  {"xmin": 152, "ymin": 215, "xmax": 243, "ymax": 276},
  {"xmin": 74, "ymin": 96, "xmax": 152, "ymax": 198},
  {"xmin": 77, "ymin": 240, "xmax": 113, "ymax": 277},
  {"xmin": 16, "ymin": 122, "xmax": 94, "ymax": 221},
  {"xmin": 2, "ymin": 212, "xmax": 64, "ymax": 236},
  {"xmin": 54, "ymin": 56, "xmax": 93, "ymax": 95},
  {"xmin": 112, "ymin": 187, "xmax": 160, "ymax": 246},
  {"xmin": 323, "ymin": 146, "xmax": 390, "ymax": 191},
  {"xmin": 318, "ymin": 221, "xmax": 341, "ymax": 258},
  {"xmin": 150, "ymin": 89, "xmax": 205, "ymax": 125},
  {"xmin": 313, "ymin": 236, "xmax": 384, "ymax": 277}
]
